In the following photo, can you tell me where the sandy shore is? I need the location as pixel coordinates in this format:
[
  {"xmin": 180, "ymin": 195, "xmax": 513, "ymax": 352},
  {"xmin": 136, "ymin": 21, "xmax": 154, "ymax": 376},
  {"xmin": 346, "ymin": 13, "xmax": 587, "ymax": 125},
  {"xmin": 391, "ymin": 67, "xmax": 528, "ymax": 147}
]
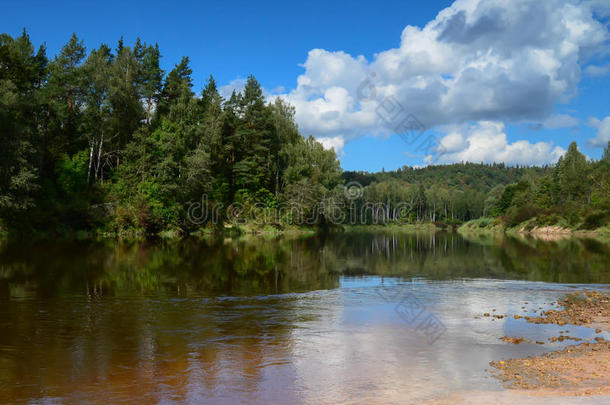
[
  {"xmin": 515, "ymin": 225, "xmax": 607, "ymax": 241},
  {"xmin": 422, "ymin": 390, "xmax": 609, "ymax": 404},
  {"xmin": 398, "ymin": 290, "xmax": 610, "ymax": 404},
  {"xmin": 485, "ymin": 290, "xmax": 610, "ymax": 400},
  {"xmin": 490, "ymin": 341, "xmax": 610, "ymax": 392}
]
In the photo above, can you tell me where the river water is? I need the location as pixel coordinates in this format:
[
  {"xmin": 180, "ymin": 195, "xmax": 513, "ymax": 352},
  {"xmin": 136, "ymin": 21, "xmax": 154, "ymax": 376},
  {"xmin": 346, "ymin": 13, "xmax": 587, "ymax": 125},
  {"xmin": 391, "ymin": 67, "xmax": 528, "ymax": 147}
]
[{"xmin": 1, "ymin": 231, "xmax": 609, "ymax": 403}]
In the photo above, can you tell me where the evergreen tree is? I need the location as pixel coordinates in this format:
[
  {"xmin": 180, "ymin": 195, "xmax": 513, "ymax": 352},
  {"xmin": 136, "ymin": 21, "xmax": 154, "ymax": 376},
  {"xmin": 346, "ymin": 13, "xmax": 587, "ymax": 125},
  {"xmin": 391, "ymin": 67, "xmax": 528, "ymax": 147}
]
[
  {"xmin": 46, "ymin": 33, "xmax": 86, "ymax": 157},
  {"xmin": 162, "ymin": 56, "xmax": 193, "ymax": 103},
  {"xmin": 555, "ymin": 141, "xmax": 590, "ymax": 202},
  {"xmin": 109, "ymin": 43, "xmax": 144, "ymax": 160},
  {"xmin": 141, "ymin": 44, "xmax": 163, "ymax": 129},
  {"xmin": 220, "ymin": 90, "xmax": 243, "ymax": 200},
  {"xmin": 7, "ymin": 31, "xmax": 606, "ymax": 236},
  {"xmin": 234, "ymin": 75, "xmax": 274, "ymax": 195},
  {"xmin": 0, "ymin": 31, "xmax": 41, "ymax": 217},
  {"xmin": 82, "ymin": 44, "xmax": 113, "ymax": 183}
]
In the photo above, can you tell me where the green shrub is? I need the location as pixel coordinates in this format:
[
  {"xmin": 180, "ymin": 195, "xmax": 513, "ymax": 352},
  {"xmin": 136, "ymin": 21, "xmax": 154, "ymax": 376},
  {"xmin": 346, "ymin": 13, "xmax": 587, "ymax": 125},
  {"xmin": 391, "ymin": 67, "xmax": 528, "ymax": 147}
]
[
  {"xmin": 504, "ymin": 205, "xmax": 538, "ymax": 228},
  {"xmin": 477, "ymin": 217, "xmax": 494, "ymax": 228},
  {"xmin": 55, "ymin": 150, "xmax": 89, "ymax": 196},
  {"xmin": 535, "ymin": 212, "xmax": 560, "ymax": 226},
  {"xmin": 580, "ymin": 211, "xmax": 610, "ymax": 230}
]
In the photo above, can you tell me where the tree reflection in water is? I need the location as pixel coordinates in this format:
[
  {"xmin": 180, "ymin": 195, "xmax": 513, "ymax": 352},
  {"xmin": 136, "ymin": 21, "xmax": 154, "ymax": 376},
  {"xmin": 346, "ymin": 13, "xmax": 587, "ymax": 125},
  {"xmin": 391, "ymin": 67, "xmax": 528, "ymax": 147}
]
[{"xmin": 0, "ymin": 232, "xmax": 608, "ymax": 403}]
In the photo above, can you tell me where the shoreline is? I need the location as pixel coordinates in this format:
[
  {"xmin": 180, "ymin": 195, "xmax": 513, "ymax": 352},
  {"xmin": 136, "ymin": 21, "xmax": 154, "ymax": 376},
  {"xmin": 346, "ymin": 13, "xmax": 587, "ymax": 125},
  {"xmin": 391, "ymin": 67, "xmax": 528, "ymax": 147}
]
[
  {"xmin": 459, "ymin": 220, "xmax": 610, "ymax": 242},
  {"xmin": 488, "ymin": 290, "xmax": 610, "ymax": 397},
  {"xmin": 0, "ymin": 222, "xmax": 453, "ymax": 243},
  {"xmin": 4, "ymin": 213, "xmax": 610, "ymax": 243}
]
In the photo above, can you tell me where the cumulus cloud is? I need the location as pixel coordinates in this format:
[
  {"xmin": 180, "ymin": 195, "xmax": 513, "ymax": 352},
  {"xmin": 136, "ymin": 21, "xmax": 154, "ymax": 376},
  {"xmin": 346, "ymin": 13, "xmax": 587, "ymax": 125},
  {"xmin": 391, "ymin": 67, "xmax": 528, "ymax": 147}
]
[
  {"xmin": 588, "ymin": 116, "xmax": 610, "ymax": 147},
  {"xmin": 269, "ymin": 0, "xmax": 608, "ymax": 164},
  {"xmin": 426, "ymin": 121, "xmax": 566, "ymax": 165},
  {"xmin": 317, "ymin": 136, "xmax": 346, "ymax": 155}
]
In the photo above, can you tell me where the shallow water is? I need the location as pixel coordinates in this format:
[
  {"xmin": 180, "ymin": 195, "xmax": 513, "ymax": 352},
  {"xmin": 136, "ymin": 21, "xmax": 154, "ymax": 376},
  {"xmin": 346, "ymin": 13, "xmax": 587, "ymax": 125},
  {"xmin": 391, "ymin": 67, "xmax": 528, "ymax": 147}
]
[{"xmin": 1, "ymin": 232, "xmax": 609, "ymax": 403}]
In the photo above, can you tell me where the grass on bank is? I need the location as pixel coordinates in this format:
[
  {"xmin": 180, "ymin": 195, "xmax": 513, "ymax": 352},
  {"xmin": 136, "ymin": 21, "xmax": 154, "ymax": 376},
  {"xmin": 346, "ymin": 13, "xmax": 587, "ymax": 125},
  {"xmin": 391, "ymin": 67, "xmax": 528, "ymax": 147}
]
[
  {"xmin": 459, "ymin": 215, "xmax": 610, "ymax": 242},
  {"xmin": 458, "ymin": 217, "xmax": 504, "ymax": 233}
]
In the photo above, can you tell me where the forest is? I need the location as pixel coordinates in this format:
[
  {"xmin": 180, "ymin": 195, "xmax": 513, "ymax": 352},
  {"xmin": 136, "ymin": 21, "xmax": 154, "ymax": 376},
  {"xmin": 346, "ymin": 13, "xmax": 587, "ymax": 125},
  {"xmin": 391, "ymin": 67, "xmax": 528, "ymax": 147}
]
[
  {"xmin": 347, "ymin": 143, "xmax": 609, "ymax": 231},
  {"xmin": 1, "ymin": 31, "xmax": 609, "ymax": 238}
]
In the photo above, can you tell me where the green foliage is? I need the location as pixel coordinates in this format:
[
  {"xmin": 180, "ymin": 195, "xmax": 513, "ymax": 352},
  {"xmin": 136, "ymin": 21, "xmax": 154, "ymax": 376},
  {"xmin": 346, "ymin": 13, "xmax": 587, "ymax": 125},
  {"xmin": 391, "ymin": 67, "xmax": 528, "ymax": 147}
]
[
  {"xmin": 55, "ymin": 150, "xmax": 88, "ymax": 196},
  {"xmin": 503, "ymin": 204, "xmax": 539, "ymax": 228},
  {"xmin": 459, "ymin": 217, "xmax": 501, "ymax": 232},
  {"xmin": 555, "ymin": 142, "xmax": 590, "ymax": 202},
  {"xmin": 580, "ymin": 211, "xmax": 610, "ymax": 230},
  {"xmin": 1, "ymin": 30, "xmax": 608, "ymax": 238},
  {"xmin": 475, "ymin": 217, "xmax": 494, "ymax": 228},
  {"xmin": 254, "ymin": 188, "xmax": 277, "ymax": 208},
  {"xmin": 141, "ymin": 43, "xmax": 163, "ymax": 127},
  {"xmin": 344, "ymin": 162, "xmax": 547, "ymax": 223},
  {"xmin": 489, "ymin": 143, "xmax": 609, "ymax": 230},
  {"xmin": 0, "ymin": 32, "xmax": 42, "ymax": 216},
  {"xmin": 496, "ymin": 180, "xmax": 530, "ymax": 215},
  {"xmin": 3, "ymin": 27, "xmax": 335, "ymax": 235}
]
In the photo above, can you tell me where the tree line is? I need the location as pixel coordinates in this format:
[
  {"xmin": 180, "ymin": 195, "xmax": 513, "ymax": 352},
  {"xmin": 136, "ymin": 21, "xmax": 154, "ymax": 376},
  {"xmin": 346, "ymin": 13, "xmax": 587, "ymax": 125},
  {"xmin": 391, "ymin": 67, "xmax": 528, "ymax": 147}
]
[
  {"xmin": 343, "ymin": 163, "xmax": 550, "ymax": 223},
  {"xmin": 1, "ymin": 31, "xmax": 608, "ymax": 237},
  {"xmin": 486, "ymin": 142, "xmax": 610, "ymax": 230},
  {"xmin": 344, "ymin": 144, "xmax": 609, "ymax": 229},
  {"xmin": 0, "ymin": 31, "xmax": 341, "ymax": 236}
]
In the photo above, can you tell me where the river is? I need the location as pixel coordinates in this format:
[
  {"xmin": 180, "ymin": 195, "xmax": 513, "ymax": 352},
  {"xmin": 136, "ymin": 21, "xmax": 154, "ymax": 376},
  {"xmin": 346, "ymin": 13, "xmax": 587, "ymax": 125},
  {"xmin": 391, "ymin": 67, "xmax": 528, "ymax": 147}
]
[{"xmin": 1, "ymin": 231, "xmax": 609, "ymax": 403}]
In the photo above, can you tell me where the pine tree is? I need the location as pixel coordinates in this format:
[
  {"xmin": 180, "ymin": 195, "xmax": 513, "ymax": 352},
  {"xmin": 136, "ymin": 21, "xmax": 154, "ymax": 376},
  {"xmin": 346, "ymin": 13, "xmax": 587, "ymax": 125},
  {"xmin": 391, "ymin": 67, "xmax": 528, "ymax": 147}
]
[
  {"xmin": 46, "ymin": 33, "xmax": 86, "ymax": 156},
  {"xmin": 133, "ymin": 37, "xmax": 144, "ymax": 63},
  {"xmin": 555, "ymin": 142, "xmax": 590, "ymax": 202},
  {"xmin": 141, "ymin": 44, "xmax": 163, "ymax": 129},
  {"xmin": 221, "ymin": 90, "xmax": 242, "ymax": 199},
  {"xmin": 201, "ymin": 74, "xmax": 219, "ymax": 110},
  {"xmin": 162, "ymin": 56, "xmax": 193, "ymax": 102},
  {"xmin": 109, "ymin": 43, "xmax": 144, "ymax": 167},
  {"xmin": 0, "ymin": 31, "xmax": 43, "ymax": 216},
  {"xmin": 0, "ymin": 31, "xmax": 352, "ymax": 233},
  {"xmin": 83, "ymin": 44, "xmax": 112, "ymax": 182},
  {"xmin": 156, "ymin": 56, "xmax": 193, "ymax": 121},
  {"xmin": 235, "ymin": 75, "xmax": 274, "ymax": 195}
]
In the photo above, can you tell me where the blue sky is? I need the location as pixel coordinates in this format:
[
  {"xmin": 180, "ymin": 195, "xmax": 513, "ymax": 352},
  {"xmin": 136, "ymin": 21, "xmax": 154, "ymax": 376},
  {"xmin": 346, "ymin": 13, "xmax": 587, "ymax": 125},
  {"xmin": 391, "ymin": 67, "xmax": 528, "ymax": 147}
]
[{"xmin": 2, "ymin": 0, "xmax": 609, "ymax": 172}]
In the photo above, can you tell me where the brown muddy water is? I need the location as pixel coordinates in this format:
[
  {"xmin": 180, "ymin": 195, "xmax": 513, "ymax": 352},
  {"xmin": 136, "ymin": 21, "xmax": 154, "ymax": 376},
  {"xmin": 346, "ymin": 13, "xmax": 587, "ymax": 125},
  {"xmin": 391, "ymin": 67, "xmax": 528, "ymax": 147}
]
[{"xmin": 1, "ymin": 232, "xmax": 609, "ymax": 404}]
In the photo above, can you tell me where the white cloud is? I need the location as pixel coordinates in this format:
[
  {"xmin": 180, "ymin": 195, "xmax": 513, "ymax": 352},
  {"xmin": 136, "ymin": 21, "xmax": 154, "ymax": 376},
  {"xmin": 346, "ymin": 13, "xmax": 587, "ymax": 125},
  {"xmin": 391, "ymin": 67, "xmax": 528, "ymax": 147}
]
[
  {"xmin": 270, "ymin": 85, "xmax": 286, "ymax": 94},
  {"xmin": 584, "ymin": 63, "xmax": 610, "ymax": 76},
  {"xmin": 219, "ymin": 78, "xmax": 247, "ymax": 100},
  {"xmin": 317, "ymin": 135, "xmax": 346, "ymax": 155},
  {"xmin": 220, "ymin": 80, "xmax": 287, "ymax": 102},
  {"xmin": 426, "ymin": 121, "xmax": 566, "ymax": 165},
  {"xmin": 531, "ymin": 114, "xmax": 580, "ymax": 130},
  {"xmin": 587, "ymin": 116, "xmax": 610, "ymax": 147},
  {"xmin": 271, "ymin": 0, "xmax": 608, "ymax": 164}
]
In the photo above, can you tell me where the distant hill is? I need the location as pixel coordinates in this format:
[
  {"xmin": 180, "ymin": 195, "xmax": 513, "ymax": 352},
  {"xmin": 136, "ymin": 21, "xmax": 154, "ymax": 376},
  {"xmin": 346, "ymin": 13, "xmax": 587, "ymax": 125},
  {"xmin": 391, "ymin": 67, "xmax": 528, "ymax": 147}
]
[{"xmin": 343, "ymin": 163, "xmax": 552, "ymax": 192}]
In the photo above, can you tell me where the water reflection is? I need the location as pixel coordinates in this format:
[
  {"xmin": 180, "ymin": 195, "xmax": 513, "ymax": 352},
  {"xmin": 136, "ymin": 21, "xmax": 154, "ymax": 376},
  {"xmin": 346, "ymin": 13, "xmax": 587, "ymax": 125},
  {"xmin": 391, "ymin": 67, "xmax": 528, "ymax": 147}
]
[
  {"xmin": 1, "ymin": 232, "xmax": 608, "ymax": 299},
  {"xmin": 0, "ymin": 232, "xmax": 609, "ymax": 403}
]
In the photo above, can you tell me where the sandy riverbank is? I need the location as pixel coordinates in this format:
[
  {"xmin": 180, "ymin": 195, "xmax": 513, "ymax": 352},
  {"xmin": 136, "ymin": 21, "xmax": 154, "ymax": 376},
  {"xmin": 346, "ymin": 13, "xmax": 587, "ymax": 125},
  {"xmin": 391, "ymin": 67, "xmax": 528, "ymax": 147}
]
[
  {"xmin": 489, "ymin": 290, "xmax": 610, "ymax": 397},
  {"xmin": 418, "ymin": 291, "xmax": 610, "ymax": 404}
]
